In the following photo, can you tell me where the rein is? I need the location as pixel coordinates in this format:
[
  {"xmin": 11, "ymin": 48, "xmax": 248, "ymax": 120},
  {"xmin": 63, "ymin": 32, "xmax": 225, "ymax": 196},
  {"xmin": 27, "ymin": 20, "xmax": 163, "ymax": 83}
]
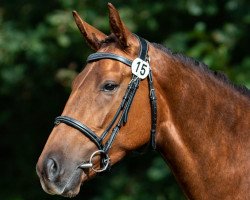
[{"xmin": 54, "ymin": 35, "xmax": 157, "ymax": 172}]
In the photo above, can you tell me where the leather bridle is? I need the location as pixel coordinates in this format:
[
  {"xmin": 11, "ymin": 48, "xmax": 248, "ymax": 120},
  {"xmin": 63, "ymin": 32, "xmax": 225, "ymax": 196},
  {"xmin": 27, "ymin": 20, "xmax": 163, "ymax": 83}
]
[{"xmin": 54, "ymin": 35, "xmax": 157, "ymax": 172}]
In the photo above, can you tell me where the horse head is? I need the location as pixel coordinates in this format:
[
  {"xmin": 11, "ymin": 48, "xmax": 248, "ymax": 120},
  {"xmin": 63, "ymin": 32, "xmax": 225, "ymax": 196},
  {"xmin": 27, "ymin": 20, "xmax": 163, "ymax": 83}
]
[{"xmin": 36, "ymin": 3, "xmax": 156, "ymax": 197}]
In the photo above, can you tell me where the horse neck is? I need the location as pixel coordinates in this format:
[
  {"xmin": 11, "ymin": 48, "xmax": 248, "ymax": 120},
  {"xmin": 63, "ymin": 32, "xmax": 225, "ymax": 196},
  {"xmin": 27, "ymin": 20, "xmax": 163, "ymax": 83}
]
[{"xmin": 149, "ymin": 45, "xmax": 250, "ymax": 199}]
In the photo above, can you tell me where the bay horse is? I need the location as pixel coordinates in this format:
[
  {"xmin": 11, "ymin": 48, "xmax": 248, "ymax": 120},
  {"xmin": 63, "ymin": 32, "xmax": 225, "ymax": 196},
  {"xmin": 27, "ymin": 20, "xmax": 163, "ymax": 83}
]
[{"xmin": 36, "ymin": 3, "xmax": 250, "ymax": 199}]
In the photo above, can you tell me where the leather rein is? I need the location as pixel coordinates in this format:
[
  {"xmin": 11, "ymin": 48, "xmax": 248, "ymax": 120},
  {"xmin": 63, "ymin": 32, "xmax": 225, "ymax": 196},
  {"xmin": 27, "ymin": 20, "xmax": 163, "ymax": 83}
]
[{"xmin": 54, "ymin": 35, "xmax": 157, "ymax": 172}]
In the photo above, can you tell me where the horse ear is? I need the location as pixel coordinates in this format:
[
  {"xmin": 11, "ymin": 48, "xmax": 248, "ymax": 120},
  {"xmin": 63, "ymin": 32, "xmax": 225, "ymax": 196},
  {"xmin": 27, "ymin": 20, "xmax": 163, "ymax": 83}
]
[
  {"xmin": 108, "ymin": 3, "xmax": 132, "ymax": 48},
  {"xmin": 72, "ymin": 11, "xmax": 107, "ymax": 51}
]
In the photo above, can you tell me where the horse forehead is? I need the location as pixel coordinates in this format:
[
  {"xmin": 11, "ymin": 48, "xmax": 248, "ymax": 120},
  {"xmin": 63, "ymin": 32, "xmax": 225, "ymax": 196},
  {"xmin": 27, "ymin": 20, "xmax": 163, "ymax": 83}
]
[
  {"xmin": 89, "ymin": 59, "xmax": 126, "ymax": 77},
  {"xmin": 99, "ymin": 60, "xmax": 126, "ymax": 74},
  {"xmin": 73, "ymin": 60, "xmax": 125, "ymax": 90}
]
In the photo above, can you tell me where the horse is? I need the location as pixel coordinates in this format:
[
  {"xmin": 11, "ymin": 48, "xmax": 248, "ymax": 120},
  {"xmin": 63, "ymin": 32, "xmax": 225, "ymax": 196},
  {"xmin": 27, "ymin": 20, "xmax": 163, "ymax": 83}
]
[{"xmin": 36, "ymin": 3, "xmax": 250, "ymax": 199}]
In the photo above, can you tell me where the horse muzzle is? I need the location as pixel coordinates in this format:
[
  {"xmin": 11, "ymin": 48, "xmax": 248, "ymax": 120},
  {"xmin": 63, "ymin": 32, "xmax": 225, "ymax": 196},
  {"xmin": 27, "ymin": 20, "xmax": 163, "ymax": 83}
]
[{"xmin": 36, "ymin": 154, "xmax": 85, "ymax": 197}]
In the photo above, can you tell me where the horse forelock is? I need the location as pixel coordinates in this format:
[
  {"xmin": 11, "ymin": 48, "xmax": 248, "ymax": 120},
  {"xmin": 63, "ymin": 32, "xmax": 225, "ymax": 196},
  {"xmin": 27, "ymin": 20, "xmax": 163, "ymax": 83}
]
[
  {"xmin": 101, "ymin": 34, "xmax": 117, "ymax": 45},
  {"xmin": 152, "ymin": 42, "xmax": 250, "ymax": 98}
]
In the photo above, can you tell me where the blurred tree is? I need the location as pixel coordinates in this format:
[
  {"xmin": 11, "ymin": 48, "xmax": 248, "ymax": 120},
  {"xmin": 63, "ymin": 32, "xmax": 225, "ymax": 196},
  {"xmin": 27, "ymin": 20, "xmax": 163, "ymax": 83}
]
[{"xmin": 0, "ymin": 0, "xmax": 249, "ymax": 200}]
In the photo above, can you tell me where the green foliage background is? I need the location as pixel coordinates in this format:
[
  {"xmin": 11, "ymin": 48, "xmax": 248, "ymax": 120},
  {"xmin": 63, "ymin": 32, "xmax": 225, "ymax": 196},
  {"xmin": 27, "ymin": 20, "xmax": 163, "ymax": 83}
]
[{"xmin": 0, "ymin": 0, "xmax": 249, "ymax": 200}]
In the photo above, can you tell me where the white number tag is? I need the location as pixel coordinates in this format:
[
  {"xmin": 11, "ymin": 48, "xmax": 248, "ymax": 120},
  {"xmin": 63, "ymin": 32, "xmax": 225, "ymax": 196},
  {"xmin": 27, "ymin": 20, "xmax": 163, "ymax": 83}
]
[{"xmin": 131, "ymin": 58, "xmax": 150, "ymax": 79}]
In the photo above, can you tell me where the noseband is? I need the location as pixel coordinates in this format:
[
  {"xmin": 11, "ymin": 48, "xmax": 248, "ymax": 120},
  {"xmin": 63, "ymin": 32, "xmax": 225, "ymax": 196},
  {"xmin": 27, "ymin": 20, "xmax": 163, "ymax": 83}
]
[{"xmin": 54, "ymin": 35, "xmax": 157, "ymax": 172}]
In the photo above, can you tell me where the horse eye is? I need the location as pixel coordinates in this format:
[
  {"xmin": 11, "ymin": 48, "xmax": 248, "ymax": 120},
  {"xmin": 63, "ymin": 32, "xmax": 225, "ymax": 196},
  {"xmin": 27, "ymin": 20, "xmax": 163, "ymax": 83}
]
[{"xmin": 102, "ymin": 82, "xmax": 118, "ymax": 92}]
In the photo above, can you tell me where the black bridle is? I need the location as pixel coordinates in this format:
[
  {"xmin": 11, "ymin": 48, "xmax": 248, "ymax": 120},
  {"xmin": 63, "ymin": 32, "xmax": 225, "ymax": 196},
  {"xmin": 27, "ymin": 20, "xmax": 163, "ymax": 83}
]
[{"xmin": 54, "ymin": 35, "xmax": 157, "ymax": 172}]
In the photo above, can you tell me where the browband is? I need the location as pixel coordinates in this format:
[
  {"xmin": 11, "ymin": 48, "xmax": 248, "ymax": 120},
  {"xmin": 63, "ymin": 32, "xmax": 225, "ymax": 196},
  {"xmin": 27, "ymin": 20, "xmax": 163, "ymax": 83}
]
[{"xmin": 87, "ymin": 53, "xmax": 132, "ymax": 67}]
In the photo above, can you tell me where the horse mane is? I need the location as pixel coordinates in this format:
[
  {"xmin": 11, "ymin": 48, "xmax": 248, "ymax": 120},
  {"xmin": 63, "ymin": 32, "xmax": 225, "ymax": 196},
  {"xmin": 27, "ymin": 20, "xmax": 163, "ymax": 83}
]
[
  {"xmin": 152, "ymin": 43, "xmax": 250, "ymax": 98},
  {"xmin": 100, "ymin": 35, "xmax": 249, "ymax": 98}
]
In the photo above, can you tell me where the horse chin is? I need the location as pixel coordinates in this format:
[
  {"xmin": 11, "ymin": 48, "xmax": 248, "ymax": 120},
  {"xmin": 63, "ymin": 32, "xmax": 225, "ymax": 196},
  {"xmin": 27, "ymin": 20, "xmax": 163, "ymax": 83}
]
[
  {"xmin": 39, "ymin": 168, "xmax": 87, "ymax": 198},
  {"xmin": 60, "ymin": 169, "xmax": 85, "ymax": 198}
]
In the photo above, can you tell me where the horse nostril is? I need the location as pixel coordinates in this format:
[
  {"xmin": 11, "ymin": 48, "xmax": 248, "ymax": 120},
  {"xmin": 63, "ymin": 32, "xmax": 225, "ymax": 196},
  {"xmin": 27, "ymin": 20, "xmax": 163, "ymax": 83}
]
[{"xmin": 46, "ymin": 158, "xmax": 60, "ymax": 181}]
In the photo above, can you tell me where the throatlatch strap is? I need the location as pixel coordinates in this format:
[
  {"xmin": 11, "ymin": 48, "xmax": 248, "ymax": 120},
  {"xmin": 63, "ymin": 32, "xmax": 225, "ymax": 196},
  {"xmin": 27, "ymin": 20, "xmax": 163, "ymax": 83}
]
[{"xmin": 148, "ymin": 70, "xmax": 157, "ymax": 150}]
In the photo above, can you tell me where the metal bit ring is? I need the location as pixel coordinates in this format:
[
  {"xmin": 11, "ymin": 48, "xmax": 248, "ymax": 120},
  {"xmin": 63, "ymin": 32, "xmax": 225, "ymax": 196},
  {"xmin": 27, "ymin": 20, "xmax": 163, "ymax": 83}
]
[{"xmin": 89, "ymin": 150, "xmax": 110, "ymax": 173}]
